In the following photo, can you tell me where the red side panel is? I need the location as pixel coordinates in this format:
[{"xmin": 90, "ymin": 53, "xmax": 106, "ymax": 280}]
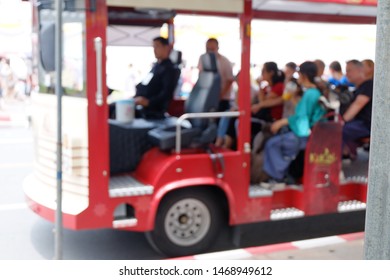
[
  {"xmin": 86, "ymin": 0, "xmax": 109, "ymax": 198},
  {"xmin": 339, "ymin": 183, "xmax": 368, "ymax": 203},
  {"xmin": 301, "ymin": 121, "xmax": 342, "ymax": 215},
  {"xmin": 81, "ymin": 0, "xmax": 112, "ymax": 228}
]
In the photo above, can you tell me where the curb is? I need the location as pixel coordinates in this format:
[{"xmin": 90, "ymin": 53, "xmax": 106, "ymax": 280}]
[{"xmin": 171, "ymin": 232, "xmax": 365, "ymax": 260}]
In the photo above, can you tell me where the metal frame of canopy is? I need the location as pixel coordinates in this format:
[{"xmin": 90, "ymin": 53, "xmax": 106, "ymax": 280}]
[{"xmin": 107, "ymin": 0, "xmax": 377, "ymax": 24}]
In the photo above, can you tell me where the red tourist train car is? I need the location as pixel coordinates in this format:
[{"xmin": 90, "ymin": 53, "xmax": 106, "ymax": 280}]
[{"xmin": 23, "ymin": 0, "xmax": 374, "ymax": 256}]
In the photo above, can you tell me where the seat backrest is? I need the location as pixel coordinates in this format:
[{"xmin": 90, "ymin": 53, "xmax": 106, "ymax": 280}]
[
  {"xmin": 170, "ymin": 49, "xmax": 182, "ymax": 85},
  {"xmin": 170, "ymin": 49, "xmax": 182, "ymax": 66},
  {"xmin": 166, "ymin": 50, "xmax": 185, "ymax": 117},
  {"xmin": 184, "ymin": 52, "xmax": 221, "ymax": 128}
]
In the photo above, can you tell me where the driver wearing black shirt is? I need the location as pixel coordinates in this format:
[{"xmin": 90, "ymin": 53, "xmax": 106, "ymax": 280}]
[
  {"xmin": 134, "ymin": 36, "xmax": 177, "ymax": 119},
  {"xmin": 342, "ymin": 59, "xmax": 373, "ymax": 159}
]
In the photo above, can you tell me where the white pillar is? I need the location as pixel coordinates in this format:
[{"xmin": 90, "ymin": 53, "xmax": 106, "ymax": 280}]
[{"xmin": 364, "ymin": 0, "xmax": 390, "ymax": 259}]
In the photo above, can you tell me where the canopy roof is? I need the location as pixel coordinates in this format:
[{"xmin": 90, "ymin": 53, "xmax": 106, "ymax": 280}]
[
  {"xmin": 107, "ymin": 0, "xmax": 377, "ymax": 24},
  {"xmin": 252, "ymin": 0, "xmax": 376, "ymax": 23}
]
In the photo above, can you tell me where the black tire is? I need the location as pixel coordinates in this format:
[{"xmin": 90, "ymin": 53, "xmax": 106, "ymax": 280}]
[{"xmin": 145, "ymin": 189, "xmax": 223, "ymax": 257}]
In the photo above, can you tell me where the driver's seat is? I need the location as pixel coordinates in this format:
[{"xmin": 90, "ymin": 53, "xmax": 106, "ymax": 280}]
[{"xmin": 148, "ymin": 52, "xmax": 221, "ymax": 151}]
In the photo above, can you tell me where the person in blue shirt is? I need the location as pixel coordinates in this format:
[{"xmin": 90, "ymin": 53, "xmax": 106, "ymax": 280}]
[
  {"xmin": 261, "ymin": 61, "xmax": 326, "ymax": 187},
  {"xmin": 328, "ymin": 60, "xmax": 354, "ymax": 87}
]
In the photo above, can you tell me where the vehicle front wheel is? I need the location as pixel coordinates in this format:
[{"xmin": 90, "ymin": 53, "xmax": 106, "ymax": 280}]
[{"xmin": 145, "ymin": 190, "xmax": 223, "ymax": 257}]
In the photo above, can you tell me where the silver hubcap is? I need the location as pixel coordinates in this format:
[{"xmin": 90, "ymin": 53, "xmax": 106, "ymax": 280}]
[{"xmin": 164, "ymin": 198, "xmax": 211, "ymax": 246}]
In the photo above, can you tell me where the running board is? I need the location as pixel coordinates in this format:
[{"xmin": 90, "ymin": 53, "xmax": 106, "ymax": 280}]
[
  {"xmin": 249, "ymin": 185, "xmax": 273, "ymax": 198},
  {"xmin": 109, "ymin": 175, "xmax": 154, "ymax": 197},
  {"xmin": 338, "ymin": 200, "xmax": 366, "ymax": 212},
  {"xmin": 249, "ymin": 184, "xmax": 303, "ymax": 198},
  {"xmin": 341, "ymin": 176, "xmax": 368, "ymax": 184},
  {"xmin": 265, "ymin": 201, "xmax": 365, "ymax": 221},
  {"xmin": 269, "ymin": 201, "xmax": 366, "ymax": 221},
  {"xmin": 270, "ymin": 207, "xmax": 305, "ymax": 220},
  {"xmin": 113, "ymin": 218, "xmax": 138, "ymax": 229}
]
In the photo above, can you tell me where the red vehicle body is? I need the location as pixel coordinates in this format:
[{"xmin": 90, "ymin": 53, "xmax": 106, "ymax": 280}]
[{"xmin": 23, "ymin": 0, "xmax": 373, "ymax": 256}]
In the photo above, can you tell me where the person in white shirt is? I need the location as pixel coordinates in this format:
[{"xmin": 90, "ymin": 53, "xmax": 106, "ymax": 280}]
[{"xmin": 198, "ymin": 38, "xmax": 234, "ymax": 112}]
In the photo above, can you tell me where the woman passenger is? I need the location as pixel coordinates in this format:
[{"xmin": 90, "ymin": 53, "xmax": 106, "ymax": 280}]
[
  {"xmin": 251, "ymin": 61, "xmax": 285, "ymax": 122},
  {"xmin": 223, "ymin": 62, "xmax": 285, "ymax": 149},
  {"xmin": 260, "ymin": 61, "xmax": 326, "ymax": 187}
]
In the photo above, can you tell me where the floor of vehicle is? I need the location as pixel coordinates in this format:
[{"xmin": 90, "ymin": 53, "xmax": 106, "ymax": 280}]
[{"xmin": 341, "ymin": 147, "xmax": 369, "ymax": 184}]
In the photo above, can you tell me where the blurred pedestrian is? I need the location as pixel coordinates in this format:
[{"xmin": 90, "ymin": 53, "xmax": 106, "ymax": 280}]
[{"xmin": 0, "ymin": 57, "xmax": 17, "ymax": 99}]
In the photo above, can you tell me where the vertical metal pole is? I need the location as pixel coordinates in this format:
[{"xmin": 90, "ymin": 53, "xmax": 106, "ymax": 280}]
[
  {"xmin": 167, "ymin": 18, "xmax": 175, "ymax": 45},
  {"xmin": 237, "ymin": 0, "xmax": 252, "ymax": 153},
  {"xmin": 364, "ymin": 0, "xmax": 390, "ymax": 259},
  {"xmin": 54, "ymin": 0, "xmax": 63, "ymax": 260}
]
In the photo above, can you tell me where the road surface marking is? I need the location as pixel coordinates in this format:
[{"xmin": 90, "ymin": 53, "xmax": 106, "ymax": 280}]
[
  {"xmin": 0, "ymin": 162, "xmax": 33, "ymax": 169},
  {"xmin": 0, "ymin": 203, "xmax": 27, "ymax": 212}
]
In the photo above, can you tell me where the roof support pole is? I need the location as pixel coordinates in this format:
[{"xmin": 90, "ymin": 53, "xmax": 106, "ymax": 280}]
[
  {"xmin": 54, "ymin": 0, "xmax": 64, "ymax": 260},
  {"xmin": 237, "ymin": 0, "xmax": 252, "ymax": 154},
  {"xmin": 364, "ymin": 0, "xmax": 390, "ymax": 259},
  {"xmin": 234, "ymin": 0, "xmax": 252, "ymax": 193}
]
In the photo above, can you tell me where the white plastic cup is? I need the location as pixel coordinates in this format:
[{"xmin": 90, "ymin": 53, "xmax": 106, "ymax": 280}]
[
  {"xmin": 116, "ymin": 99, "xmax": 134, "ymax": 123},
  {"xmin": 283, "ymin": 81, "xmax": 298, "ymax": 101}
]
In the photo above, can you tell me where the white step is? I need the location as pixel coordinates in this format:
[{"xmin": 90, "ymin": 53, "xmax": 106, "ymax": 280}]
[
  {"xmin": 338, "ymin": 200, "xmax": 366, "ymax": 212},
  {"xmin": 109, "ymin": 175, "xmax": 153, "ymax": 197},
  {"xmin": 113, "ymin": 218, "xmax": 138, "ymax": 228},
  {"xmin": 342, "ymin": 176, "xmax": 368, "ymax": 184},
  {"xmin": 271, "ymin": 207, "xmax": 305, "ymax": 220},
  {"xmin": 249, "ymin": 185, "xmax": 273, "ymax": 198}
]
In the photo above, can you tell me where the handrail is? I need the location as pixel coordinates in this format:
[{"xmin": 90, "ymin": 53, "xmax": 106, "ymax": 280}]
[
  {"xmin": 175, "ymin": 111, "xmax": 241, "ymax": 154},
  {"xmin": 319, "ymin": 96, "xmax": 341, "ymax": 122}
]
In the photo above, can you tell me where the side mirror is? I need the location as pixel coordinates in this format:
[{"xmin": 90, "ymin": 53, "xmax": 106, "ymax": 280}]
[{"xmin": 39, "ymin": 22, "xmax": 55, "ymax": 72}]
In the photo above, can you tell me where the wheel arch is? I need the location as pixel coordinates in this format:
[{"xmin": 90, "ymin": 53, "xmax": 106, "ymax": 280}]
[{"xmin": 146, "ymin": 184, "xmax": 230, "ymax": 231}]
